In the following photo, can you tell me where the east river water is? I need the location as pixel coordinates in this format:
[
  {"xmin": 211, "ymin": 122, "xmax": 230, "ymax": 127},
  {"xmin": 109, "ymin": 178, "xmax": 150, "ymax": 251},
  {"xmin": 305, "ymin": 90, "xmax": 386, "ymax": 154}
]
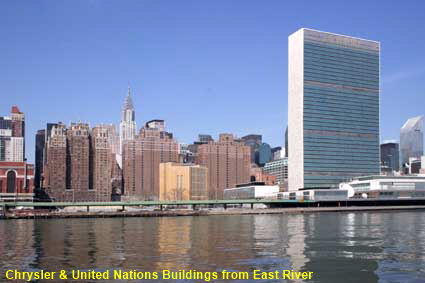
[{"xmin": 0, "ymin": 211, "xmax": 424, "ymax": 283}]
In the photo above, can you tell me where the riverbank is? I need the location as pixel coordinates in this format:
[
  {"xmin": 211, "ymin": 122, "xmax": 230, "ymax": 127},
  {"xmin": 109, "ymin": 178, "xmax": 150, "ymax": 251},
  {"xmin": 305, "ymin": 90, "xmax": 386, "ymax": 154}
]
[{"xmin": 1, "ymin": 205, "xmax": 425, "ymax": 219}]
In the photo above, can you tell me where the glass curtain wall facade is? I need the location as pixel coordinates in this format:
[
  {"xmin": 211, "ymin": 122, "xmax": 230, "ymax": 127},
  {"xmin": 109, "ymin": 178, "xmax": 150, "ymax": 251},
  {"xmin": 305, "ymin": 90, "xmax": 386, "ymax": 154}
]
[
  {"xmin": 288, "ymin": 28, "xmax": 380, "ymax": 191},
  {"xmin": 380, "ymin": 142, "xmax": 399, "ymax": 172},
  {"xmin": 400, "ymin": 116, "xmax": 423, "ymax": 166}
]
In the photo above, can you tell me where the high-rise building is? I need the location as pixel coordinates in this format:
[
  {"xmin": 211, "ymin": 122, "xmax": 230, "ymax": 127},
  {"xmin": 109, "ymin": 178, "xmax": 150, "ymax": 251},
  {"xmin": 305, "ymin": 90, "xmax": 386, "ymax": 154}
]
[
  {"xmin": 34, "ymin": 129, "xmax": 45, "ymax": 188},
  {"xmin": 263, "ymin": 157, "xmax": 288, "ymax": 185},
  {"xmin": 119, "ymin": 86, "xmax": 137, "ymax": 160},
  {"xmin": 288, "ymin": 28, "xmax": 380, "ymax": 190},
  {"xmin": 67, "ymin": 123, "xmax": 92, "ymax": 199},
  {"xmin": 44, "ymin": 122, "xmax": 120, "ymax": 202},
  {"xmin": 400, "ymin": 116, "xmax": 423, "ymax": 166},
  {"xmin": 0, "ymin": 106, "xmax": 25, "ymax": 162},
  {"xmin": 159, "ymin": 162, "xmax": 208, "ymax": 201},
  {"xmin": 123, "ymin": 121, "xmax": 179, "ymax": 200},
  {"xmin": 91, "ymin": 125, "xmax": 113, "ymax": 201},
  {"xmin": 241, "ymin": 134, "xmax": 262, "ymax": 164},
  {"xmin": 44, "ymin": 123, "xmax": 68, "ymax": 200},
  {"xmin": 0, "ymin": 117, "xmax": 12, "ymax": 161},
  {"xmin": 256, "ymin": 142, "xmax": 272, "ymax": 166},
  {"xmin": 195, "ymin": 134, "xmax": 251, "ymax": 199},
  {"xmin": 271, "ymin": 146, "xmax": 282, "ymax": 161},
  {"xmin": 101, "ymin": 124, "xmax": 120, "ymax": 155},
  {"xmin": 380, "ymin": 142, "xmax": 399, "ymax": 173},
  {"xmin": 0, "ymin": 106, "xmax": 34, "ymax": 201}
]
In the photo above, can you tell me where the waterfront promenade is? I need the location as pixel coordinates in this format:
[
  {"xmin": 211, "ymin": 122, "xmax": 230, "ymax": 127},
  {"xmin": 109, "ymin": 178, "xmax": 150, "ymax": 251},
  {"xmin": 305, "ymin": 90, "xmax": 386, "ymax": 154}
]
[{"xmin": 1, "ymin": 200, "xmax": 425, "ymax": 219}]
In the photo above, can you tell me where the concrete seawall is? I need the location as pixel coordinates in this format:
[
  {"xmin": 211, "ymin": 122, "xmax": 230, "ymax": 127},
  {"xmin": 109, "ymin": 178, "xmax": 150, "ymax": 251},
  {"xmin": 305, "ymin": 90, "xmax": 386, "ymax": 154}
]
[{"xmin": 2, "ymin": 205, "xmax": 425, "ymax": 219}]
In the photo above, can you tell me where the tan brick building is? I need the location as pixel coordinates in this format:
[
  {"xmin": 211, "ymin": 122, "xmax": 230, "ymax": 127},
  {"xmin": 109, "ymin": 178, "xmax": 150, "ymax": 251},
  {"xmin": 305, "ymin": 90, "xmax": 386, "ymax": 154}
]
[
  {"xmin": 44, "ymin": 123, "xmax": 68, "ymax": 201},
  {"xmin": 159, "ymin": 162, "xmax": 208, "ymax": 201},
  {"xmin": 44, "ymin": 123, "xmax": 118, "ymax": 202},
  {"xmin": 66, "ymin": 123, "xmax": 92, "ymax": 200},
  {"xmin": 91, "ymin": 126, "xmax": 113, "ymax": 201},
  {"xmin": 123, "ymin": 120, "xmax": 179, "ymax": 200},
  {"xmin": 195, "ymin": 134, "xmax": 251, "ymax": 199}
]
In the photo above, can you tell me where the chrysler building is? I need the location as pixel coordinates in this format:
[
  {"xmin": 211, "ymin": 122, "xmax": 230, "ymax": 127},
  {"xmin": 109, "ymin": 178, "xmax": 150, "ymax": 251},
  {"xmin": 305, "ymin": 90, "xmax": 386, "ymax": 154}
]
[{"xmin": 119, "ymin": 86, "xmax": 137, "ymax": 160}]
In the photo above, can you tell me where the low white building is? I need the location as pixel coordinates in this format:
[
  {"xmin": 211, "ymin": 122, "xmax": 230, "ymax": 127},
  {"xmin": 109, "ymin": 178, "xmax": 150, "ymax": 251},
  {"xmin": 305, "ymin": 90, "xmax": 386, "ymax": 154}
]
[
  {"xmin": 278, "ymin": 189, "xmax": 348, "ymax": 201},
  {"xmin": 224, "ymin": 183, "xmax": 279, "ymax": 200},
  {"xmin": 340, "ymin": 175, "xmax": 425, "ymax": 199}
]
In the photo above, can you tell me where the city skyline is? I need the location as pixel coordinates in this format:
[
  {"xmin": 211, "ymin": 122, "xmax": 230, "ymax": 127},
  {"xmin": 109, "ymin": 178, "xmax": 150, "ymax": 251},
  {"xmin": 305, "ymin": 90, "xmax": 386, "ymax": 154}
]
[{"xmin": 1, "ymin": 1, "xmax": 425, "ymax": 163}]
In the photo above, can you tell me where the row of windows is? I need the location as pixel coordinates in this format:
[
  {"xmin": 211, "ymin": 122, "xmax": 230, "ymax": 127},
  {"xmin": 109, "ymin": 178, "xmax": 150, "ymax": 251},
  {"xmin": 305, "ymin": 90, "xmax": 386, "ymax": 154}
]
[
  {"xmin": 304, "ymin": 108, "xmax": 378, "ymax": 122},
  {"xmin": 304, "ymin": 57, "xmax": 379, "ymax": 75},
  {"xmin": 304, "ymin": 141, "xmax": 379, "ymax": 153},
  {"xmin": 305, "ymin": 39, "xmax": 379, "ymax": 56},
  {"xmin": 304, "ymin": 44, "xmax": 379, "ymax": 64},
  {"xmin": 304, "ymin": 102, "xmax": 379, "ymax": 116},
  {"xmin": 305, "ymin": 135, "xmax": 378, "ymax": 143},
  {"xmin": 304, "ymin": 155, "xmax": 379, "ymax": 163},
  {"xmin": 305, "ymin": 42, "xmax": 379, "ymax": 62},
  {"xmin": 304, "ymin": 166, "xmax": 380, "ymax": 172},
  {"xmin": 304, "ymin": 81, "xmax": 379, "ymax": 96},
  {"xmin": 305, "ymin": 63, "xmax": 378, "ymax": 83},
  {"xmin": 304, "ymin": 108, "xmax": 379, "ymax": 123},
  {"xmin": 304, "ymin": 68, "xmax": 379, "ymax": 88},
  {"xmin": 304, "ymin": 73, "xmax": 378, "ymax": 89},
  {"xmin": 304, "ymin": 121, "xmax": 378, "ymax": 133},
  {"xmin": 305, "ymin": 87, "xmax": 379, "ymax": 103},
  {"xmin": 304, "ymin": 52, "xmax": 379, "ymax": 72},
  {"xmin": 305, "ymin": 57, "xmax": 379, "ymax": 78},
  {"xmin": 304, "ymin": 143, "xmax": 379, "ymax": 152},
  {"xmin": 304, "ymin": 126, "xmax": 378, "ymax": 136},
  {"xmin": 304, "ymin": 116, "xmax": 378, "ymax": 129},
  {"xmin": 304, "ymin": 156, "xmax": 379, "ymax": 163},
  {"xmin": 304, "ymin": 50, "xmax": 379, "ymax": 69},
  {"xmin": 304, "ymin": 108, "xmax": 379, "ymax": 121},
  {"xmin": 304, "ymin": 158, "xmax": 379, "ymax": 166},
  {"xmin": 304, "ymin": 175, "xmax": 370, "ymax": 181},
  {"xmin": 304, "ymin": 102, "xmax": 379, "ymax": 115},
  {"xmin": 304, "ymin": 35, "xmax": 379, "ymax": 53},
  {"xmin": 304, "ymin": 151, "xmax": 379, "ymax": 159},
  {"xmin": 304, "ymin": 61, "xmax": 379, "ymax": 82},
  {"xmin": 305, "ymin": 65, "xmax": 378, "ymax": 81}
]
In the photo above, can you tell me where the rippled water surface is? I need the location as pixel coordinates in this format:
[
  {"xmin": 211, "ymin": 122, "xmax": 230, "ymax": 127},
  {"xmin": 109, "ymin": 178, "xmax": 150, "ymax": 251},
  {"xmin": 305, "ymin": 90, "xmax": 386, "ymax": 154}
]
[{"xmin": 1, "ymin": 211, "xmax": 425, "ymax": 282}]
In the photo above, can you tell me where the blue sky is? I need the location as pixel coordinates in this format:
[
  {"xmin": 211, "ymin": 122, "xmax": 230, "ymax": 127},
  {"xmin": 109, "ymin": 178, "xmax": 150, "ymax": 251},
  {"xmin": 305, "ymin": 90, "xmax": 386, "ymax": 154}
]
[{"xmin": 1, "ymin": 0, "xmax": 424, "ymax": 163}]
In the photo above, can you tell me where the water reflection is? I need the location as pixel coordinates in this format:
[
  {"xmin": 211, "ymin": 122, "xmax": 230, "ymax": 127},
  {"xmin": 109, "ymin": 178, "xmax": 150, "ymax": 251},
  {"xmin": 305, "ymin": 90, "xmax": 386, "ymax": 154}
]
[{"xmin": 0, "ymin": 211, "xmax": 424, "ymax": 283}]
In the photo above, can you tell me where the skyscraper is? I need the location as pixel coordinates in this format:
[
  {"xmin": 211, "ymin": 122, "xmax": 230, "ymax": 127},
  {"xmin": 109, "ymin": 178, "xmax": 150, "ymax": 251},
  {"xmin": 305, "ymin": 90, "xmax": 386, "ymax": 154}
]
[
  {"xmin": 400, "ymin": 116, "xmax": 423, "ymax": 166},
  {"xmin": 195, "ymin": 134, "xmax": 251, "ymax": 199},
  {"xmin": 288, "ymin": 28, "xmax": 380, "ymax": 190},
  {"xmin": 35, "ymin": 129, "xmax": 46, "ymax": 188},
  {"xmin": 256, "ymin": 142, "xmax": 272, "ymax": 166},
  {"xmin": 380, "ymin": 142, "xmax": 400, "ymax": 173},
  {"xmin": 119, "ymin": 86, "xmax": 137, "ymax": 162},
  {"xmin": 91, "ymin": 125, "xmax": 113, "ymax": 201},
  {"xmin": 241, "ymin": 134, "xmax": 262, "ymax": 164},
  {"xmin": 44, "ymin": 123, "xmax": 68, "ymax": 200},
  {"xmin": 67, "ymin": 123, "xmax": 91, "ymax": 195}
]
